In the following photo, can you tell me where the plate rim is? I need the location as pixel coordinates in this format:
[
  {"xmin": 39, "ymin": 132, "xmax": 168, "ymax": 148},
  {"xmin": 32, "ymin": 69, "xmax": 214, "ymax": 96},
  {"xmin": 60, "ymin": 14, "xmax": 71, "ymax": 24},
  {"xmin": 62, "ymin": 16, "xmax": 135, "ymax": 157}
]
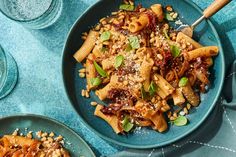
[
  {"xmin": 0, "ymin": 114, "xmax": 96, "ymax": 157},
  {"xmin": 61, "ymin": 0, "xmax": 225, "ymax": 149}
]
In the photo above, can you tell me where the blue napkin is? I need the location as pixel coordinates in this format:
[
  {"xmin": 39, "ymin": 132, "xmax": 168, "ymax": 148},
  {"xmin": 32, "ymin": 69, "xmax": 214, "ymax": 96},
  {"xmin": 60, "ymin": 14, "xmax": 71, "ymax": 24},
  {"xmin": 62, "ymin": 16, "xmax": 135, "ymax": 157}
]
[{"xmin": 108, "ymin": 60, "xmax": 236, "ymax": 157}]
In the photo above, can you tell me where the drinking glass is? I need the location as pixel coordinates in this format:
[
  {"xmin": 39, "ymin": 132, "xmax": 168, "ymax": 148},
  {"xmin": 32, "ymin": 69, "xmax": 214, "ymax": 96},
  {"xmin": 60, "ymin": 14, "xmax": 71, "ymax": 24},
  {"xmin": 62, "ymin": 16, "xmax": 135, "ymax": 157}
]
[
  {"xmin": 0, "ymin": 45, "xmax": 18, "ymax": 99},
  {"xmin": 0, "ymin": 0, "xmax": 63, "ymax": 29}
]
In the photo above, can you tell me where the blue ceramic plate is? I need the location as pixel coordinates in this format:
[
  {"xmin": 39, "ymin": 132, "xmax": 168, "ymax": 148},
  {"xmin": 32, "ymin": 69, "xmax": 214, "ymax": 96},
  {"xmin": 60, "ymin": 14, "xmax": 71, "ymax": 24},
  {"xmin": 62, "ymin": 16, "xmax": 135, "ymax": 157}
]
[
  {"xmin": 62, "ymin": 0, "xmax": 225, "ymax": 148},
  {"xmin": 0, "ymin": 114, "xmax": 95, "ymax": 157}
]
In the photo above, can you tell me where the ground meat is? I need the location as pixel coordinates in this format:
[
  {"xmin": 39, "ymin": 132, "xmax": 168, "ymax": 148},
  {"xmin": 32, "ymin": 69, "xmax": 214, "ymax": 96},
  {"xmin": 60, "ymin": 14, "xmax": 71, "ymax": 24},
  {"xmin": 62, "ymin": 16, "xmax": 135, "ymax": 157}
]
[
  {"xmin": 145, "ymin": 11, "xmax": 158, "ymax": 31},
  {"xmin": 100, "ymin": 103, "xmax": 123, "ymax": 115},
  {"xmin": 101, "ymin": 89, "xmax": 137, "ymax": 115},
  {"xmin": 107, "ymin": 88, "xmax": 137, "ymax": 104},
  {"xmin": 117, "ymin": 64, "xmax": 136, "ymax": 76},
  {"xmin": 155, "ymin": 48, "xmax": 173, "ymax": 68}
]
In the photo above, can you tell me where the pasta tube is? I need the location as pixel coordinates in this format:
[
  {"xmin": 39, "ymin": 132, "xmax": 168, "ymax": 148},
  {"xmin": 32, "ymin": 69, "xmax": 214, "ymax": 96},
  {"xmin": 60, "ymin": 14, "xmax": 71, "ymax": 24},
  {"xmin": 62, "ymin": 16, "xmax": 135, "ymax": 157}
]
[
  {"xmin": 140, "ymin": 58, "xmax": 154, "ymax": 91},
  {"xmin": 101, "ymin": 56, "xmax": 115, "ymax": 70},
  {"xmin": 129, "ymin": 14, "xmax": 149, "ymax": 33},
  {"xmin": 181, "ymin": 83, "xmax": 200, "ymax": 106},
  {"xmin": 195, "ymin": 69, "xmax": 210, "ymax": 84},
  {"xmin": 161, "ymin": 100, "xmax": 171, "ymax": 112},
  {"xmin": 95, "ymin": 74, "xmax": 120, "ymax": 100},
  {"xmin": 172, "ymin": 88, "xmax": 185, "ymax": 106},
  {"xmin": 176, "ymin": 32, "xmax": 203, "ymax": 49},
  {"xmin": 150, "ymin": 112, "xmax": 167, "ymax": 132},
  {"xmin": 153, "ymin": 74, "xmax": 174, "ymax": 96},
  {"xmin": 135, "ymin": 101, "xmax": 167, "ymax": 132},
  {"xmin": 73, "ymin": 30, "xmax": 99, "ymax": 62},
  {"xmin": 156, "ymin": 88, "xmax": 169, "ymax": 99},
  {"xmin": 3, "ymin": 135, "xmax": 40, "ymax": 147},
  {"xmin": 186, "ymin": 46, "xmax": 219, "ymax": 61},
  {"xmin": 95, "ymin": 84, "xmax": 113, "ymax": 100},
  {"xmin": 94, "ymin": 105, "xmax": 121, "ymax": 134},
  {"xmin": 150, "ymin": 4, "xmax": 164, "ymax": 22},
  {"xmin": 135, "ymin": 100, "xmax": 157, "ymax": 119},
  {"xmin": 204, "ymin": 57, "xmax": 213, "ymax": 67},
  {"xmin": 86, "ymin": 54, "xmax": 96, "ymax": 90},
  {"xmin": 92, "ymin": 46, "xmax": 103, "ymax": 58}
]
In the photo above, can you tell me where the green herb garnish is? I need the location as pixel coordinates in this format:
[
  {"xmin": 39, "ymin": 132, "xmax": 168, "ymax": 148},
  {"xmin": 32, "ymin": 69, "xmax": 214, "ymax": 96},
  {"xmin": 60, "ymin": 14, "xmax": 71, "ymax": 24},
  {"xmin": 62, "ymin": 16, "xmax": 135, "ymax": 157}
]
[
  {"xmin": 93, "ymin": 61, "xmax": 107, "ymax": 77},
  {"xmin": 170, "ymin": 45, "xmax": 181, "ymax": 57},
  {"xmin": 100, "ymin": 31, "xmax": 111, "ymax": 42},
  {"xmin": 173, "ymin": 116, "xmax": 188, "ymax": 126},
  {"xmin": 122, "ymin": 115, "xmax": 134, "ymax": 132},
  {"xmin": 114, "ymin": 55, "xmax": 124, "ymax": 69},
  {"xmin": 141, "ymin": 86, "xmax": 148, "ymax": 100},
  {"xmin": 128, "ymin": 36, "xmax": 140, "ymax": 49},
  {"xmin": 164, "ymin": 13, "xmax": 174, "ymax": 21},
  {"xmin": 125, "ymin": 43, "xmax": 132, "ymax": 52},
  {"xmin": 119, "ymin": 4, "xmax": 135, "ymax": 11},
  {"xmin": 179, "ymin": 77, "xmax": 188, "ymax": 87},
  {"xmin": 90, "ymin": 77, "xmax": 102, "ymax": 86},
  {"xmin": 163, "ymin": 29, "xmax": 170, "ymax": 40},
  {"xmin": 149, "ymin": 81, "xmax": 157, "ymax": 96}
]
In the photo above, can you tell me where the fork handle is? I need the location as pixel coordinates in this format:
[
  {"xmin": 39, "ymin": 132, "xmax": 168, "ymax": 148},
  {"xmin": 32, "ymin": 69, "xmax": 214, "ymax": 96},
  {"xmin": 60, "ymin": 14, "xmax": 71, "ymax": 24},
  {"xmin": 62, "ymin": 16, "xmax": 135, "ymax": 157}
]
[{"xmin": 203, "ymin": 0, "xmax": 231, "ymax": 18}]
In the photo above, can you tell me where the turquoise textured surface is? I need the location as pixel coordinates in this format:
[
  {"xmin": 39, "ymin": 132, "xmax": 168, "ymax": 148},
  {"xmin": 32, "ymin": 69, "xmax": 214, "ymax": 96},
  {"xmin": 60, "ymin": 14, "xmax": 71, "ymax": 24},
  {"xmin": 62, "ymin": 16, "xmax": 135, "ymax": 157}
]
[{"xmin": 0, "ymin": 0, "xmax": 236, "ymax": 156}]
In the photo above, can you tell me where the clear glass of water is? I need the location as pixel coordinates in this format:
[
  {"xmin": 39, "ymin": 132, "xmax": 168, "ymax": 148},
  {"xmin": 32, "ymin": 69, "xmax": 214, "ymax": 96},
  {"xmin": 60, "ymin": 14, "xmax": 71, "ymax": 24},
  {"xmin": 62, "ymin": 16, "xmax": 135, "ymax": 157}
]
[
  {"xmin": 0, "ymin": 45, "xmax": 18, "ymax": 99},
  {"xmin": 0, "ymin": 0, "xmax": 63, "ymax": 29}
]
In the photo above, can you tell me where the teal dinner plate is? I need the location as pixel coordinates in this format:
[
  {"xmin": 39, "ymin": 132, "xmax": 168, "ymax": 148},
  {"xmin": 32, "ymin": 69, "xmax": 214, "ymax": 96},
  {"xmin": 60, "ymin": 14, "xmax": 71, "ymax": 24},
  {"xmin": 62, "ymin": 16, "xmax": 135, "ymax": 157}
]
[
  {"xmin": 62, "ymin": 0, "xmax": 225, "ymax": 148},
  {"xmin": 0, "ymin": 114, "xmax": 95, "ymax": 157}
]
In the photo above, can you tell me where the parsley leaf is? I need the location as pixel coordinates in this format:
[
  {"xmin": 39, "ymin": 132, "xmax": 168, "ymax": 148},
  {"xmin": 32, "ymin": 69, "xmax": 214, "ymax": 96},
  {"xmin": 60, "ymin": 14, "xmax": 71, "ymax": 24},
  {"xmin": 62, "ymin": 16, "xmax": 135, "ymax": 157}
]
[
  {"xmin": 179, "ymin": 77, "xmax": 188, "ymax": 87},
  {"xmin": 122, "ymin": 115, "xmax": 134, "ymax": 132},
  {"xmin": 114, "ymin": 55, "xmax": 124, "ymax": 69},
  {"xmin": 128, "ymin": 36, "xmax": 140, "ymax": 49},
  {"xmin": 119, "ymin": 4, "xmax": 135, "ymax": 11},
  {"xmin": 173, "ymin": 116, "xmax": 188, "ymax": 126},
  {"xmin": 100, "ymin": 31, "xmax": 111, "ymax": 42},
  {"xmin": 149, "ymin": 81, "xmax": 157, "ymax": 96},
  {"xmin": 141, "ymin": 86, "xmax": 148, "ymax": 100},
  {"xmin": 93, "ymin": 61, "xmax": 107, "ymax": 77},
  {"xmin": 90, "ymin": 77, "xmax": 102, "ymax": 86},
  {"xmin": 170, "ymin": 45, "xmax": 181, "ymax": 57}
]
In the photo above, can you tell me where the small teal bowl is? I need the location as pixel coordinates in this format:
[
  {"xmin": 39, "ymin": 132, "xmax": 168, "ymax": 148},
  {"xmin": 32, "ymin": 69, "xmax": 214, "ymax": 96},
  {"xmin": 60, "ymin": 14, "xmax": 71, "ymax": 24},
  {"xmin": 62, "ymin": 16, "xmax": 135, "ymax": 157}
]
[
  {"xmin": 62, "ymin": 0, "xmax": 225, "ymax": 148},
  {"xmin": 0, "ymin": 114, "xmax": 95, "ymax": 157}
]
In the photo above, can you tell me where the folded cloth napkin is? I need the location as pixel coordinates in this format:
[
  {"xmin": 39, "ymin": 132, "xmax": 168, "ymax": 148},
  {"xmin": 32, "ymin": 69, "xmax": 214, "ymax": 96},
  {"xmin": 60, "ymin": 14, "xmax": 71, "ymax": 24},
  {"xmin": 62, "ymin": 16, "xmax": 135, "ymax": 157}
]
[{"xmin": 108, "ymin": 60, "xmax": 236, "ymax": 157}]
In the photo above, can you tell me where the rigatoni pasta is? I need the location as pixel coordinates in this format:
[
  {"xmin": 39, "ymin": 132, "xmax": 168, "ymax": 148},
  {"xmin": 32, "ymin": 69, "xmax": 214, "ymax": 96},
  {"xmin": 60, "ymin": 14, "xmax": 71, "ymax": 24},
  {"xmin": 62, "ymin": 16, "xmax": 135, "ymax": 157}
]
[
  {"xmin": 73, "ymin": 2, "xmax": 219, "ymax": 134},
  {"xmin": 0, "ymin": 131, "xmax": 70, "ymax": 156},
  {"xmin": 129, "ymin": 13, "xmax": 149, "ymax": 33},
  {"xmin": 73, "ymin": 30, "xmax": 99, "ymax": 62}
]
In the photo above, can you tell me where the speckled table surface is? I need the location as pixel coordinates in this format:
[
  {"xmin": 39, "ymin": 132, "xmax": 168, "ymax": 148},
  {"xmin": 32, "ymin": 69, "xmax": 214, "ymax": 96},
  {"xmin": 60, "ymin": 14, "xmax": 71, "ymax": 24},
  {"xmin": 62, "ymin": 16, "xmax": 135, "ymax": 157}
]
[{"xmin": 0, "ymin": 0, "xmax": 236, "ymax": 156}]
